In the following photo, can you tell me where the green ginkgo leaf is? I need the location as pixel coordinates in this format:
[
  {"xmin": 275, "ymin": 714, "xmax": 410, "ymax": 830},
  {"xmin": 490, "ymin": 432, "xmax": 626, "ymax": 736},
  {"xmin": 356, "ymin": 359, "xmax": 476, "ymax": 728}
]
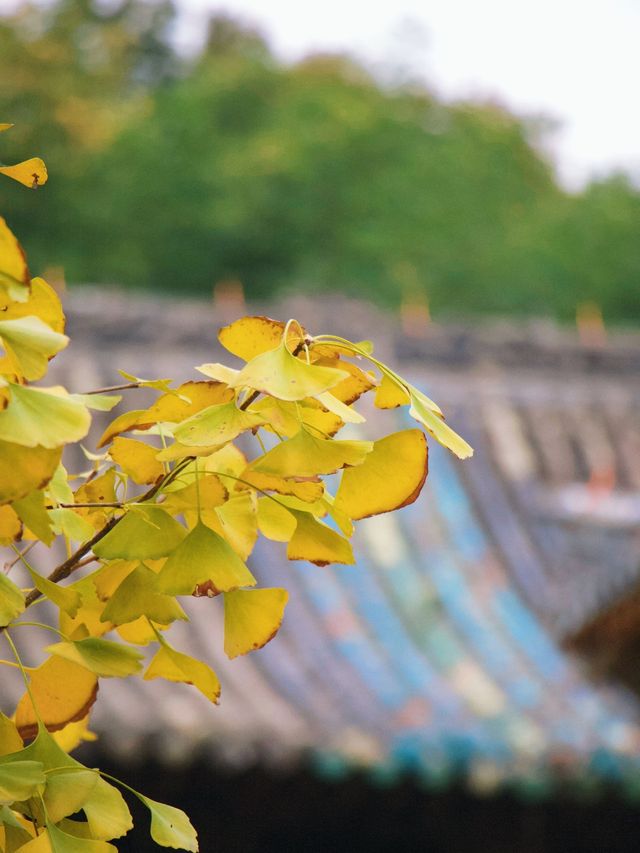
[
  {"xmin": 0, "ymin": 384, "xmax": 90, "ymax": 449},
  {"xmin": 250, "ymin": 427, "xmax": 372, "ymax": 478},
  {"xmin": 93, "ymin": 507, "xmax": 186, "ymax": 560},
  {"xmin": 12, "ymin": 489, "xmax": 54, "ymax": 545},
  {"xmin": 408, "ymin": 388, "xmax": 473, "ymax": 459},
  {"xmin": 0, "ymin": 760, "xmax": 45, "ymax": 804},
  {"xmin": 100, "ymin": 564, "xmax": 187, "ymax": 627},
  {"xmin": 27, "ymin": 567, "xmax": 81, "ymax": 617},
  {"xmin": 0, "ymin": 803, "xmax": 33, "ymax": 848},
  {"xmin": 231, "ymin": 339, "xmax": 348, "ymax": 402},
  {"xmin": 83, "ymin": 776, "xmax": 133, "ymax": 841},
  {"xmin": 43, "ymin": 767, "xmax": 99, "ymax": 823},
  {"xmin": 46, "ymin": 638, "xmax": 144, "ymax": 678},
  {"xmin": 135, "ymin": 793, "xmax": 198, "ymax": 852},
  {"xmin": 172, "ymin": 400, "xmax": 265, "ymax": 448},
  {"xmin": 0, "ymin": 315, "xmax": 68, "ymax": 380},
  {"xmin": 49, "ymin": 508, "xmax": 95, "ymax": 544},
  {"xmin": 0, "ymin": 572, "xmax": 25, "ymax": 627},
  {"xmin": 47, "ymin": 820, "xmax": 118, "ymax": 851},
  {"xmin": 156, "ymin": 521, "xmax": 255, "ymax": 596}
]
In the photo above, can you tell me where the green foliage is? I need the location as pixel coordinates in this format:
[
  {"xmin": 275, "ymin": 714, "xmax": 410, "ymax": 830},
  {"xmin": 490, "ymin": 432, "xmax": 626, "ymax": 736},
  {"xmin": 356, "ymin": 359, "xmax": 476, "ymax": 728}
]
[
  {"xmin": 1, "ymin": 3, "xmax": 639, "ymax": 321},
  {"xmin": 0, "ymin": 128, "xmax": 471, "ymax": 849}
]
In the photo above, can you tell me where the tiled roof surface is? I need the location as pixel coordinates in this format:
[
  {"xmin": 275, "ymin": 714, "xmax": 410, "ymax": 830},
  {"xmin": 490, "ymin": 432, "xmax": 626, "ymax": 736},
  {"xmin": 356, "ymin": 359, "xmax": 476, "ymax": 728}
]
[{"xmin": 5, "ymin": 290, "xmax": 640, "ymax": 792}]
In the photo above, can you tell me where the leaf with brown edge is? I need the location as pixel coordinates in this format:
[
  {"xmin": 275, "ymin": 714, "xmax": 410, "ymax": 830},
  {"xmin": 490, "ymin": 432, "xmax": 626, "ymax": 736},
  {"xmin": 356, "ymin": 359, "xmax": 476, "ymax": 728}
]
[
  {"xmin": 15, "ymin": 655, "xmax": 99, "ymax": 740},
  {"xmin": 109, "ymin": 437, "xmax": 164, "ymax": 485},
  {"xmin": 238, "ymin": 469, "xmax": 324, "ymax": 503},
  {"xmin": 335, "ymin": 429, "xmax": 428, "ymax": 519},
  {"xmin": 249, "ymin": 426, "xmax": 372, "ymax": 478},
  {"xmin": 0, "ymin": 441, "xmax": 61, "ymax": 506},
  {"xmin": 287, "ymin": 511, "xmax": 355, "ymax": 566},
  {"xmin": 314, "ymin": 358, "xmax": 377, "ymax": 405},
  {"xmin": 374, "ymin": 373, "xmax": 411, "ymax": 409},
  {"xmin": 0, "ymin": 157, "xmax": 48, "ymax": 188},
  {"xmin": 144, "ymin": 642, "xmax": 220, "ymax": 706},
  {"xmin": 96, "ymin": 409, "xmax": 153, "ymax": 449},
  {"xmin": 156, "ymin": 521, "xmax": 255, "ymax": 596},
  {"xmin": 218, "ymin": 315, "xmax": 304, "ymax": 361},
  {"xmin": 224, "ymin": 588, "xmax": 288, "ymax": 659},
  {"xmin": 0, "ymin": 216, "xmax": 29, "ymax": 305}
]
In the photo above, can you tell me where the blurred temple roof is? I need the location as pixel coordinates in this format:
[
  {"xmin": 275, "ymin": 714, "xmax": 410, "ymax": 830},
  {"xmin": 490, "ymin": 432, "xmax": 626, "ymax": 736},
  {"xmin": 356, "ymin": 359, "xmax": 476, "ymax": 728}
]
[{"xmin": 9, "ymin": 289, "xmax": 640, "ymax": 795}]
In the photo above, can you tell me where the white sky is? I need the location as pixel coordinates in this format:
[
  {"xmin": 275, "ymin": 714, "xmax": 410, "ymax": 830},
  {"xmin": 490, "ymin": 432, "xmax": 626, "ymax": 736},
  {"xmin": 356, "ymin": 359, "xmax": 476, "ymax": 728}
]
[{"xmin": 174, "ymin": 0, "xmax": 640, "ymax": 189}]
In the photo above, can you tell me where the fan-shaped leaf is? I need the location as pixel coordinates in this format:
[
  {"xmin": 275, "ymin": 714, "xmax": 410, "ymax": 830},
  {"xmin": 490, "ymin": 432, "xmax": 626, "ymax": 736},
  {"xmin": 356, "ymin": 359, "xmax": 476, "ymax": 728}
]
[
  {"xmin": 0, "ymin": 440, "xmax": 61, "ymax": 506},
  {"xmin": 0, "ymin": 157, "xmax": 47, "ymax": 189},
  {"xmin": 287, "ymin": 511, "xmax": 354, "ymax": 566},
  {"xmin": 46, "ymin": 638, "xmax": 144, "ymax": 678},
  {"xmin": 224, "ymin": 588, "xmax": 288, "ymax": 659},
  {"xmin": 250, "ymin": 427, "xmax": 372, "ymax": 478},
  {"xmin": 144, "ymin": 644, "xmax": 220, "ymax": 707},
  {"xmin": 218, "ymin": 315, "xmax": 301, "ymax": 361},
  {"xmin": 0, "ymin": 385, "xmax": 90, "ymax": 449},
  {"xmin": 173, "ymin": 401, "xmax": 264, "ymax": 448},
  {"xmin": 93, "ymin": 507, "xmax": 186, "ymax": 560},
  {"xmin": 0, "ymin": 760, "xmax": 45, "ymax": 804},
  {"xmin": 109, "ymin": 437, "xmax": 164, "ymax": 485},
  {"xmin": 100, "ymin": 564, "xmax": 187, "ymax": 627},
  {"xmin": 0, "ymin": 316, "xmax": 68, "ymax": 381},
  {"xmin": 136, "ymin": 793, "xmax": 198, "ymax": 851},
  {"xmin": 0, "ymin": 573, "xmax": 24, "ymax": 627}
]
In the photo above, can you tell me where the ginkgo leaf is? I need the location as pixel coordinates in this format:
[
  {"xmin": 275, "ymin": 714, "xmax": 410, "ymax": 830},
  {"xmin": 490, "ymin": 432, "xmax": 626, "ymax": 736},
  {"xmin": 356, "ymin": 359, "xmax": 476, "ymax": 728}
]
[
  {"xmin": 315, "ymin": 391, "xmax": 365, "ymax": 424},
  {"xmin": 231, "ymin": 340, "xmax": 348, "ymax": 402},
  {"xmin": 59, "ymin": 575, "xmax": 113, "ymax": 639},
  {"xmin": 47, "ymin": 463, "xmax": 74, "ymax": 506},
  {"xmin": 0, "ymin": 761, "xmax": 45, "ymax": 804},
  {"xmin": 0, "ymin": 803, "xmax": 33, "ymax": 848},
  {"xmin": 334, "ymin": 429, "xmax": 428, "ymax": 519},
  {"xmin": 109, "ymin": 437, "xmax": 164, "ymax": 485},
  {"xmin": 195, "ymin": 363, "xmax": 240, "ymax": 384},
  {"xmin": 173, "ymin": 400, "xmax": 264, "ymax": 448},
  {"xmin": 256, "ymin": 498, "xmax": 296, "ymax": 542},
  {"xmin": 2, "ymin": 277, "xmax": 65, "ymax": 333},
  {"xmin": 408, "ymin": 389, "xmax": 474, "ymax": 459},
  {"xmin": 0, "ymin": 316, "xmax": 68, "ymax": 381},
  {"xmin": 145, "ymin": 381, "xmax": 233, "ymax": 424},
  {"xmin": 0, "ymin": 504, "xmax": 21, "ymax": 544},
  {"xmin": 48, "ymin": 508, "xmax": 95, "ymax": 544},
  {"xmin": 13, "ymin": 490, "xmax": 54, "ymax": 545},
  {"xmin": 223, "ymin": 588, "xmax": 288, "ymax": 659},
  {"xmin": 73, "ymin": 468, "xmax": 117, "ymax": 530},
  {"xmin": 91, "ymin": 560, "xmax": 138, "ymax": 601},
  {"xmin": 27, "ymin": 567, "xmax": 81, "ymax": 617},
  {"xmin": 46, "ymin": 638, "xmax": 144, "ymax": 678},
  {"xmin": 0, "ymin": 123, "xmax": 14, "ymax": 132},
  {"xmin": 374, "ymin": 373, "xmax": 411, "ymax": 409},
  {"xmin": 70, "ymin": 393, "xmax": 122, "ymax": 412},
  {"xmin": 0, "ymin": 384, "xmax": 90, "ymax": 449},
  {"xmin": 160, "ymin": 475, "xmax": 227, "ymax": 520},
  {"xmin": 249, "ymin": 397, "xmax": 343, "ymax": 439},
  {"xmin": 0, "ymin": 713, "xmax": 23, "ymax": 756},
  {"xmin": 0, "ymin": 440, "xmax": 61, "ymax": 506},
  {"xmin": 96, "ymin": 409, "xmax": 153, "ymax": 449},
  {"xmin": 218, "ymin": 315, "xmax": 303, "ymax": 361},
  {"xmin": 156, "ymin": 521, "xmax": 256, "ymax": 596},
  {"xmin": 0, "ymin": 157, "xmax": 47, "ymax": 189},
  {"xmin": 100, "ymin": 564, "xmax": 187, "ymax": 627},
  {"xmin": 0, "ymin": 572, "xmax": 25, "ymax": 627},
  {"xmin": 213, "ymin": 492, "xmax": 257, "ymax": 560},
  {"xmin": 320, "ymin": 359, "xmax": 377, "ymax": 404},
  {"xmin": 250, "ymin": 427, "xmax": 372, "ymax": 478},
  {"xmin": 46, "ymin": 821, "xmax": 118, "ymax": 851},
  {"xmin": 93, "ymin": 507, "xmax": 186, "ymax": 560},
  {"xmin": 287, "ymin": 511, "xmax": 355, "ymax": 566},
  {"xmin": 135, "ymin": 792, "xmax": 198, "ymax": 852},
  {"xmin": 15, "ymin": 656, "xmax": 99, "ymax": 740},
  {"xmin": 43, "ymin": 767, "xmax": 98, "ymax": 823},
  {"xmin": 144, "ymin": 644, "xmax": 220, "ymax": 707},
  {"xmin": 155, "ymin": 442, "xmax": 219, "ymax": 462},
  {"xmin": 0, "ymin": 216, "xmax": 29, "ymax": 305},
  {"xmin": 117, "ymin": 370, "xmax": 174, "ymax": 392},
  {"xmin": 52, "ymin": 714, "xmax": 96, "ymax": 753},
  {"xmin": 116, "ymin": 616, "xmax": 165, "ymax": 645},
  {"xmin": 82, "ymin": 776, "xmax": 133, "ymax": 841},
  {"xmin": 237, "ymin": 470, "xmax": 324, "ymax": 503}
]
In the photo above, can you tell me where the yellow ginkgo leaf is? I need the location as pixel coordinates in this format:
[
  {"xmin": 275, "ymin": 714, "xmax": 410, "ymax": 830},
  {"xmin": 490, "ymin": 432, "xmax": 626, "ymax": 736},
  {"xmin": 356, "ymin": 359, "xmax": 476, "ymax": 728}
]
[
  {"xmin": 0, "ymin": 384, "xmax": 90, "ymax": 449},
  {"xmin": 224, "ymin": 587, "xmax": 288, "ymax": 659},
  {"xmin": 0, "ymin": 315, "xmax": 68, "ymax": 380},
  {"xmin": 249, "ymin": 397, "xmax": 343, "ymax": 439},
  {"xmin": 116, "ymin": 616, "xmax": 165, "ymax": 645},
  {"xmin": 256, "ymin": 498, "xmax": 296, "ymax": 542},
  {"xmin": 0, "ymin": 573, "xmax": 24, "ymax": 627},
  {"xmin": 59, "ymin": 574, "xmax": 113, "ymax": 639},
  {"xmin": 287, "ymin": 511, "xmax": 355, "ymax": 566},
  {"xmin": 1, "ymin": 276, "xmax": 65, "ymax": 333},
  {"xmin": 93, "ymin": 507, "xmax": 186, "ymax": 560},
  {"xmin": 144, "ymin": 380, "xmax": 234, "ymax": 423},
  {"xmin": 250, "ymin": 426, "xmax": 372, "ymax": 478},
  {"xmin": 315, "ymin": 391, "xmax": 365, "ymax": 424},
  {"xmin": 218, "ymin": 315, "xmax": 303, "ymax": 361},
  {"xmin": 195, "ymin": 362, "xmax": 240, "ymax": 384},
  {"xmin": 160, "ymin": 474, "xmax": 227, "ymax": 520},
  {"xmin": 0, "ymin": 440, "xmax": 62, "ymax": 507},
  {"xmin": 52, "ymin": 714, "xmax": 97, "ymax": 753},
  {"xmin": 27, "ymin": 567, "xmax": 81, "ymax": 617},
  {"xmin": 48, "ymin": 821, "xmax": 118, "ymax": 852},
  {"xmin": 0, "ymin": 504, "xmax": 21, "ymax": 544},
  {"xmin": 374, "ymin": 373, "xmax": 411, "ymax": 409},
  {"xmin": 100, "ymin": 563, "xmax": 187, "ymax": 627},
  {"xmin": 408, "ymin": 389, "xmax": 474, "ymax": 459},
  {"xmin": 0, "ymin": 216, "xmax": 30, "ymax": 305},
  {"xmin": 82, "ymin": 776, "xmax": 133, "ymax": 841},
  {"xmin": 109, "ymin": 436, "xmax": 164, "ymax": 485},
  {"xmin": 96, "ymin": 409, "xmax": 153, "ymax": 448},
  {"xmin": 315, "ymin": 358, "xmax": 377, "ymax": 405},
  {"xmin": 0, "ymin": 712, "xmax": 23, "ymax": 756},
  {"xmin": 155, "ymin": 441, "xmax": 221, "ymax": 462},
  {"xmin": 173, "ymin": 400, "xmax": 264, "ymax": 448},
  {"xmin": 49, "ymin": 508, "xmax": 95, "ymax": 544},
  {"xmin": 15, "ymin": 655, "xmax": 99, "ymax": 740},
  {"xmin": 144, "ymin": 643, "xmax": 220, "ymax": 705},
  {"xmin": 74, "ymin": 467, "xmax": 118, "ymax": 530},
  {"xmin": 46, "ymin": 638, "xmax": 144, "ymax": 678},
  {"xmin": 334, "ymin": 429, "xmax": 428, "ymax": 519},
  {"xmin": 237, "ymin": 469, "xmax": 324, "ymax": 503},
  {"xmin": 213, "ymin": 491, "xmax": 258, "ymax": 560},
  {"xmin": 156, "ymin": 521, "xmax": 256, "ymax": 596},
  {"xmin": 0, "ymin": 157, "xmax": 48, "ymax": 188},
  {"xmin": 231, "ymin": 339, "xmax": 349, "ymax": 402}
]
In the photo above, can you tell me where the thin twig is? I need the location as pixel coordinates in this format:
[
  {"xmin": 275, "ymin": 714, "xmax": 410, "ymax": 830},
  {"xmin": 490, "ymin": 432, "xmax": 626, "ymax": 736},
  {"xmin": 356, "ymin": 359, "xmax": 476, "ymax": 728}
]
[
  {"xmin": 82, "ymin": 382, "xmax": 140, "ymax": 395},
  {"xmin": 4, "ymin": 541, "xmax": 36, "ymax": 574}
]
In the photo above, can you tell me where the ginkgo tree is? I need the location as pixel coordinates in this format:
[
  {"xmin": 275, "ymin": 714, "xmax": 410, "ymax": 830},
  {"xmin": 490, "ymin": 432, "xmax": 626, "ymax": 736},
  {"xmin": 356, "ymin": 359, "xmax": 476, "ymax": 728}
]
[{"xmin": 0, "ymin": 124, "xmax": 473, "ymax": 852}]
